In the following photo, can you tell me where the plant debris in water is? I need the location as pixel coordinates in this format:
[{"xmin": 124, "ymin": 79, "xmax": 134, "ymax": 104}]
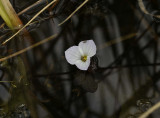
[{"xmin": 0, "ymin": 104, "xmax": 30, "ymax": 118}]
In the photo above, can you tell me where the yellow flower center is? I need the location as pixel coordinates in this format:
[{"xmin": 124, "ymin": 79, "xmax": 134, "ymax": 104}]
[{"xmin": 81, "ymin": 55, "xmax": 87, "ymax": 62}]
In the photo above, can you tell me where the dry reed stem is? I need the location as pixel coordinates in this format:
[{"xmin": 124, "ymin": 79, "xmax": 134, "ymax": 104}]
[
  {"xmin": 2, "ymin": 0, "xmax": 58, "ymax": 45},
  {"xmin": 98, "ymin": 33, "xmax": 137, "ymax": 49},
  {"xmin": 139, "ymin": 101, "xmax": 160, "ymax": 118},
  {"xmin": 58, "ymin": 0, "xmax": 89, "ymax": 26},
  {"xmin": 0, "ymin": 81, "xmax": 13, "ymax": 83},
  {"xmin": 0, "ymin": 16, "xmax": 52, "ymax": 41},
  {"xmin": 18, "ymin": 0, "xmax": 44, "ymax": 16},
  {"xmin": 0, "ymin": 34, "xmax": 57, "ymax": 62}
]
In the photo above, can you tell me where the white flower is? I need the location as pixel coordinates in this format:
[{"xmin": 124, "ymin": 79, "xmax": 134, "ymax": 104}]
[{"xmin": 65, "ymin": 40, "xmax": 97, "ymax": 70}]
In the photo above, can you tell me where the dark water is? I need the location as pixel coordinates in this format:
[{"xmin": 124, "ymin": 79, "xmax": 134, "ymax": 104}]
[{"xmin": 0, "ymin": 0, "xmax": 160, "ymax": 118}]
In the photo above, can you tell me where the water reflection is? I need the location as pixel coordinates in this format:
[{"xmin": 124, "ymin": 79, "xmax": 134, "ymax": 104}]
[{"xmin": 0, "ymin": 0, "xmax": 160, "ymax": 117}]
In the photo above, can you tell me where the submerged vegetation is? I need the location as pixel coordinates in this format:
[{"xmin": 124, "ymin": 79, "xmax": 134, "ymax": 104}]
[{"xmin": 0, "ymin": 0, "xmax": 160, "ymax": 118}]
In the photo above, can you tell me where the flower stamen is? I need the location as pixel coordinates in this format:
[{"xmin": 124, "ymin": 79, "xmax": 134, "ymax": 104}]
[
  {"xmin": 65, "ymin": 40, "xmax": 96, "ymax": 70},
  {"xmin": 81, "ymin": 55, "xmax": 87, "ymax": 62}
]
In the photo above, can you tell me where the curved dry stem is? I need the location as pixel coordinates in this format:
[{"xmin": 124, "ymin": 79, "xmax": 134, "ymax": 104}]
[
  {"xmin": 139, "ymin": 101, "xmax": 160, "ymax": 118},
  {"xmin": 58, "ymin": 0, "xmax": 89, "ymax": 26},
  {"xmin": 138, "ymin": 0, "xmax": 160, "ymax": 18},
  {"xmin": 2, "ymin": 0, "xmax": 58, "ymax": 45},
  {"xmin": 0, "ymin": 34, "xmax": 57, "ymax": 62}
]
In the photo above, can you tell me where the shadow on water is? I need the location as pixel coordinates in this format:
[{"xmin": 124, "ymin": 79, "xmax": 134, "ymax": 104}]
[{"xmin": 0, "ymin": 0, "xmax": 160, "ymax": 117}]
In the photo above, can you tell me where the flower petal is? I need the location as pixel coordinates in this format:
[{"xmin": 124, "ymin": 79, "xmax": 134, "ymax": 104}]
[
  {"xmin": 75, "ymin": 58, "xmax": 90, "ymax": 70},
  {"xmin": 78, "ymin": 40, "xmax": 96, "ymax": 57},
  {"xmin": 65, "ymin": 46, "xmax": 81, "ymax": 65}
]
